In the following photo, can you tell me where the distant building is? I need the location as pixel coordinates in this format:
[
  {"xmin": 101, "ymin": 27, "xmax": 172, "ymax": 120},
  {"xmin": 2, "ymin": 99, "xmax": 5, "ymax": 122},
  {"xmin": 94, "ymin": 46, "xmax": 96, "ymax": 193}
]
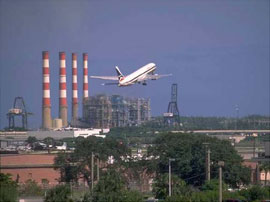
[
  {"xmin": 111, "ymin": 95, "xmax": 129, "ymax": 127},
  {"xmin": 0, "ymin": 130, "xmax": 109, "ymax": 150},
  {"xmin": 0, "ymin": 154, "xmax": 60, "ymax": 187},
  {"xmin": 243, "ymin": 160, "xmax": 270, "ymax": 186},
  {"xmin": 127, "ymin": 97, "xmax": 151, "ymax": 126},
  {"xmin": 83, "ymin": 94, "xmax": 151, "ymax": 128}
]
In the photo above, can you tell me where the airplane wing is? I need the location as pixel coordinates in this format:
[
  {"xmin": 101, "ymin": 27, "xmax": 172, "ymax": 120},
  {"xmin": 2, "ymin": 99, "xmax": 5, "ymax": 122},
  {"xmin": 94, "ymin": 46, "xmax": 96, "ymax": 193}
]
[
  {"xmin": 101, "ymin": 82, "xmax": 119, "ymax": 86},
  {"xmin": 90, "ymin": 76, "xmax": 118, "ymax": 81},
  {"xmin": 144, "ymin": 74, "xmax": 172, "ymax": 80}
]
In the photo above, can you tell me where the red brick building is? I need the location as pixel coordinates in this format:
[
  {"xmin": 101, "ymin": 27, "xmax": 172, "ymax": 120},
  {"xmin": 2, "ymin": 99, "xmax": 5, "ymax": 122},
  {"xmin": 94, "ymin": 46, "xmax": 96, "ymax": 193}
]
[{"xmin": 0, "ymin": 154, "xmax": 60, "ymax": 187}]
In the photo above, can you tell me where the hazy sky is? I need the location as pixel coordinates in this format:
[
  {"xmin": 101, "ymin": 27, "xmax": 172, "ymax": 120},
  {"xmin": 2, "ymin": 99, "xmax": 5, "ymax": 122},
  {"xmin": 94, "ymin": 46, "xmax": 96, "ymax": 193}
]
[{"xmin": 0, "ymin": 0, "xmax": 269, "ymax": 129}]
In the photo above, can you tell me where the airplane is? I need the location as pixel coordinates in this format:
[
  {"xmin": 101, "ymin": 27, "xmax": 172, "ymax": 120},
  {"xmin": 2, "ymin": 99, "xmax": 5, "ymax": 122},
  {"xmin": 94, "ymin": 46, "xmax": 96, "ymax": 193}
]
[{"xmin": 90, "ymin": 63, "xmax": 171, "ymax": 87}]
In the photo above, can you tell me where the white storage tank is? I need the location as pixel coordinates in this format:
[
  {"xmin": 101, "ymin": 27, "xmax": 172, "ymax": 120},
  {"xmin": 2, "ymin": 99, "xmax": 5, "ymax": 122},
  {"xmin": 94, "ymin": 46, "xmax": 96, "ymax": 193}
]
[{"xmin": 53, "ymin": 119, "xmax": 63, "ymax": 129}]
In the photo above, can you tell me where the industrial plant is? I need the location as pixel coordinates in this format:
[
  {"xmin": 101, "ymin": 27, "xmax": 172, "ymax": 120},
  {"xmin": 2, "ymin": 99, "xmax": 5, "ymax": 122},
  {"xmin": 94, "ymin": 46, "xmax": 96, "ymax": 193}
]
[
  {"xmin": 84, "ymin": 94, "xmax": 151, "ymax": 128},
  {"xmin": 41, "ymin": 51, "xmax": 151, "ymax": 131}
]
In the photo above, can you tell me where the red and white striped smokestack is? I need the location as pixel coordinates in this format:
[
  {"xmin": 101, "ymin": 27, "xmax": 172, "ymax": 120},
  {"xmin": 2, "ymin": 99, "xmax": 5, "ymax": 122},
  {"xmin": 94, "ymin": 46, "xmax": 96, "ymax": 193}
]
[
  {"xmin": 72, "ymin": 53, "xmax": 78, "ymax": 123},
  {"xmin": 82, "ymin": 53, "xmax": 89, "ymax": 119},
  {"xmin": 83, "ymin": 53, "xmax": 89, "ymax": 101},
  {"xmin": 42, "ymin": 51, "xmax": 52, "ymax": 129},
  {"xmin": 59, "ymin": 52, "xmax": 68, "ymax": 127}
]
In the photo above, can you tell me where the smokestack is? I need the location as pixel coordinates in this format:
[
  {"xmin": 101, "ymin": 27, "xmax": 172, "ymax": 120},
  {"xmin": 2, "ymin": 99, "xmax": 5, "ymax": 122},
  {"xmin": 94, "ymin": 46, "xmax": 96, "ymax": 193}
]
[
  {"xmin": 72, "ymin": 53, "xmax": 78, "ymax": 123},
  {"xmin": 59, "ymin": 52, "xmax": 68, "ymax": 127},
  {"xmin": 42, "ymin": 51, "xmax": 52, "ymax": 129},
  {"xmin": 83, "ymin": 53, "xmax": 89, "ymax": 118},
  {"xmin": 83, "ymin": 53, "xmax": 89, "ymax": 101}
]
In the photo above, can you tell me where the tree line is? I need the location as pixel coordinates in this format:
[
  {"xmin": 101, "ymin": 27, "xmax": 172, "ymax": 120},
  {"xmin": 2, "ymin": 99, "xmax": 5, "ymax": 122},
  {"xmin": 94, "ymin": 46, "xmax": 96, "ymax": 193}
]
[
  {"xmin": 49, "ymin": 132, "xmax": 269, "ymax": 201},
  {"xmin": 1, "ymin": 132, "xmax": 269, "ymax": 201},
  {"xmin": 146, "ymin": 115, "xmax": 270, "ymax": 130}
]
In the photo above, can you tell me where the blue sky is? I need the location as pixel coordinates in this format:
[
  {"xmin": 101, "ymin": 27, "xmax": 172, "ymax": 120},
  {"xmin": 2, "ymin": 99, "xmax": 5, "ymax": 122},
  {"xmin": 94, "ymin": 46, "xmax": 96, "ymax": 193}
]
[{"xmin": 0, "ymin": 0, "xmax": 269, "ymax": 129}]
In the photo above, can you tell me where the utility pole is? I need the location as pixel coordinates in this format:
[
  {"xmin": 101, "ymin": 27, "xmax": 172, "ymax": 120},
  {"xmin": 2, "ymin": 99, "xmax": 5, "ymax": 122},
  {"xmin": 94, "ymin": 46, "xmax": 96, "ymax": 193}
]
[
  {"xmin": 70, "ymin": 182, "xmax": 73, "ymax": 199},
  {"xmin": 168, "ymin": 158, "xmax": 175, "ymax": 197},
  {"xmin": 91, "ymin": 152, "xmax": 94, "ymax": 191},
  {"xmin": 203, "ymin": 143, "xmax": 211, "ymax": 182},
  {"xmin": 218, "ymin": 161, "xmax": 225, "ymax": 202},
  {"xmin": 97, "ymin": 156, "xmax": 100, "ymax": 182},
  {"xmin": 253, "ymin": 134, "xmax": 256, "ymax": 158},
  {"xmin": 235, "ymin": 104, "xmax": 239, "ymax": 130},
  {"xmin": 256, "ymin": 163, "xmax": 260, "ymax": 185}
]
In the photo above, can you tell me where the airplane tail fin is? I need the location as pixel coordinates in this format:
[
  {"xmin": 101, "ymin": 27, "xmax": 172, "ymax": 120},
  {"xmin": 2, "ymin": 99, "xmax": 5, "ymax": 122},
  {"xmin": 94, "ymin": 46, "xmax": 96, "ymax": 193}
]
[{"xmin": 115, "ymin": 66, "xmax": 124, "ymax": 81}]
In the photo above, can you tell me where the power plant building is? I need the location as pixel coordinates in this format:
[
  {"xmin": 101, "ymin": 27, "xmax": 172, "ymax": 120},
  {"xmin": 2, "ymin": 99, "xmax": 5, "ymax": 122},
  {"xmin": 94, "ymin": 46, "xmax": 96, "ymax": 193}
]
[
  {"xmin": 127, "ymin": 97, "xmax": 151, "ymax": 126},
  {"xmin": 83, "ymin": 95, "xmax": 151, "ymax": 128}
]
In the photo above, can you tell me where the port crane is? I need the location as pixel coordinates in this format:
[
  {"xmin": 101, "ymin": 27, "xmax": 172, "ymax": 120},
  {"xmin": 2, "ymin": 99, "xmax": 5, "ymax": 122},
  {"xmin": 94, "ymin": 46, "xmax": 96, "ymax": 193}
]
[{"xmin": 6, "ymin": 97, "xmax": 33, "ymax": 130}]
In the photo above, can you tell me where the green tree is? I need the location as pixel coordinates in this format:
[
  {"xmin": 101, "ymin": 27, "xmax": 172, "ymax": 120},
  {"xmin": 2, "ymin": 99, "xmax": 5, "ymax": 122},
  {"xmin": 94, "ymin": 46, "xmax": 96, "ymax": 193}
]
[
  {"xmin": 82, "ymin": 169, "xmax": 143, "ymax": 202},
  {"xmin": 201, "ymin": 179, "xmax": 227, "ymax": 191},
  {"xmin": 238, "ymin": 185, "xmax": 270, "ymax": 201},
  {"xmin": 55, "ymin": 136, "xmax": 130, "ymax": 185},
  {"xmin": 164, "ymin": 195, "xmax": 192, "ymax": 202},
  {"xmin": 148, "ymin": 133, "xmax": 251, "ymax": 188},
  {"xmin": 122, "ymin": 157, "xmax": 156, "ymax": 192},
  {"xmin": 26, "ymin": 136, "xmax": 37, "ymax": 146},
  {"xmin": 152, "ymin": 173, "xmax": 190, "ymax": 199},
  {"xmin": 44, "ymin": 184, "xmax": 73, "ymax": 202},
  {"xmin": 223, "ymin": 191, "xmax": 246, "ymax": 202},
  {"xmin": 190, "ymin": 190, "xmax": 218, "ymax": 202},
  {"xmin": 19, "ymin": 179, "xmax": 42, "ymax": 196},
  {"xmin": 91, "ymin": 169, "xmax": 125, "ymax": 202},
  {"xmin": 43, "ymin": 137, "xmax": 55, "ymax": 147},
  {"xmin": 120, "ymin": 190, "xmax": 143, "ymax": 202},
  {"xmin": 0, "ymin": 173, "xmax": 18, "ymax": 202},
  {"xmin": 54, "ymin": 152, "xmax": 77, "ymax": 183}
]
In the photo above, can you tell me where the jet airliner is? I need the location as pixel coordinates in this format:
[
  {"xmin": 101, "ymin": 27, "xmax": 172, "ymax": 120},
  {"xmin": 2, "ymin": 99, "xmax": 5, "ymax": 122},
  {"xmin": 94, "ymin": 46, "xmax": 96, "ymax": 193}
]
[{"xmin": 90, "ymin": 63, "xmax": 171, "ymax": 87}]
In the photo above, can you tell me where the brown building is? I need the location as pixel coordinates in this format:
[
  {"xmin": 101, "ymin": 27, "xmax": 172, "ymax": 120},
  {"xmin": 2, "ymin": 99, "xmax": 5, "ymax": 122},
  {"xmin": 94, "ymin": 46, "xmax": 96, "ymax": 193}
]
[
  {"xmin": 243, "ymin": 160, "xmax": 270, "ymax": 186},
  {"xmin": 0, "ymin": 154, "xmax": 60, "ymax": 187}
]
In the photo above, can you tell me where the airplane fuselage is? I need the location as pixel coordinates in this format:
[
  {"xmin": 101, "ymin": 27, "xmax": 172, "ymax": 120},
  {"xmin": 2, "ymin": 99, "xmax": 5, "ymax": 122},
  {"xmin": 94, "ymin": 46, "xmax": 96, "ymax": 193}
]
[
  {"xmin": 119, "ymin": 63, "xmax": 156, "ymax": 86},
  {"xmin": 89, "ymin": 62, "xmax": 171, "ymax": 86}
]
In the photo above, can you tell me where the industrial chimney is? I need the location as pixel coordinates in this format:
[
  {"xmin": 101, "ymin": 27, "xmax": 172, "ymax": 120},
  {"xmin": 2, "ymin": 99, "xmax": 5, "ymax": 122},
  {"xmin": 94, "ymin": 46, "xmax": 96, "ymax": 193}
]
[
  {"xmin": 59, "ymin": 52, "xmax": 68, "ymax": 127},
  {"xmin": 42, "ymin": 51, "xmax": 52, "ymax": 129},
  {"xmin": 72, "ymin": 53, "xmax": 78, "ymax": 123},
  {"xmin": 83, "ymin": 53, "xmax": 89, "ymax": 118}
]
